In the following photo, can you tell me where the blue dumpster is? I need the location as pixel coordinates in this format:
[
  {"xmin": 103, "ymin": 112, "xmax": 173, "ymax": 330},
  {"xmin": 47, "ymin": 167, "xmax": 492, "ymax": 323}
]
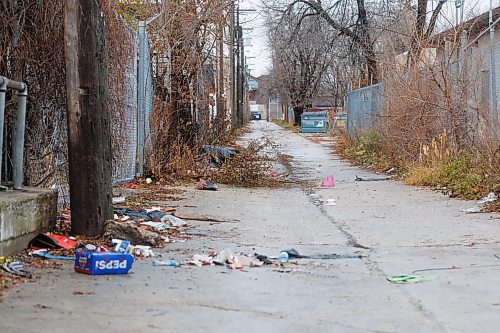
[{"xmin": 300, "ymin": 111, "xmax": 329, "ymax": 133}]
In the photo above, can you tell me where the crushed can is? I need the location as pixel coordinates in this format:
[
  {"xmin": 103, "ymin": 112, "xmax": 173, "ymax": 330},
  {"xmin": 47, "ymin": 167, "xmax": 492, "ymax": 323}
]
[{"xmin": 75, "ymin": 249, "xmax": 134, "ymax": 275}]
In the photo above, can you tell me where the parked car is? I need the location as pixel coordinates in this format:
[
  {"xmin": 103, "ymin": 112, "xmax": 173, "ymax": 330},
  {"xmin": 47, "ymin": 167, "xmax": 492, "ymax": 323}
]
[{"xmin": 251, "ymin": 111, "xmax": 262, "ymax": 120}]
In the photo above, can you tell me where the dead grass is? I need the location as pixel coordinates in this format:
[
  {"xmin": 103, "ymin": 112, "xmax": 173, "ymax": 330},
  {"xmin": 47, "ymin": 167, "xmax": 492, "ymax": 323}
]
[
  {"xmin": 334, "ymin": 131, "xmax": 498, "ymax": 205},
  {"xmin": 211, "ymin": 142, "xmax": 284, "ymax": 188}
]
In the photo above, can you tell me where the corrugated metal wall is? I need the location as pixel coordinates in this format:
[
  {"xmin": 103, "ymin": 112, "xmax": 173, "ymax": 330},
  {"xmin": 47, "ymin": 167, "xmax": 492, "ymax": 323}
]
[{"xmin": 345, "ymin": 83, "xmax": 383, "ymax": 137}]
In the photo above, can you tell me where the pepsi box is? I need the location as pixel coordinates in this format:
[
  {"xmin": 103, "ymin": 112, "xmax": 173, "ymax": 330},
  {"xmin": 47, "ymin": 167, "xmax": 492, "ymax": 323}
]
[{"xmin": 75, "ymin": 249, "xmax": 134, "ymax": 275}]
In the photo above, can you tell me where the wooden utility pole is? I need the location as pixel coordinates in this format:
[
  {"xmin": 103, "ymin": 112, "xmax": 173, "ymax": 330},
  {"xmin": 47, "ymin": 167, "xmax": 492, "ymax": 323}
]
[
  {"xmin": 64, "ymin": 0, "xmax": 113, "ymax": 236},
  {"xmin": 216, "ymin": 16, "xmax": 225, "ymax": 130}
]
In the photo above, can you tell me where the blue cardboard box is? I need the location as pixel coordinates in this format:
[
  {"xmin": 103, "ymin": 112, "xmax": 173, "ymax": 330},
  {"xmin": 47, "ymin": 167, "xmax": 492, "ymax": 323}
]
[{"xmin": 75, "ymin": 249, "xmax": 134, "ymax": 275}]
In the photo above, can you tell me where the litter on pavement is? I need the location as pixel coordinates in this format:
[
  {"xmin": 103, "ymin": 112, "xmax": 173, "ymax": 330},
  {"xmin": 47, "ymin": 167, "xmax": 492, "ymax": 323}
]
[
  {"xmin": 140, "ymin": 221, "xmax": 176, "ymax": 231},
  {"xmin": 172, "ymin": 213, "xmax": 230, "ymax": 223},
  {"xmin": 355, "ymin": 175, "xmax": 391, "ymax": 181},
  {"xmin": 30, "ymin": 249, "xmax": 75, "ymax": 260},
  {"xmin": 308, "ymin": 193, "xmax": 322, "ymax": 204},
  {"xmin": 75, "ymin": 249, "xmax": 134, "ymax": 275},
  {"xmin": 29, "ymin": 233, "xmax": 78, "ymax": 250},
  {"xmin": 386, "ymin": 274, "xmax": 438, "ymax": 284},
  {"xmin": 188, "ymin": 249, "xmax": 264, "ymax": 268},
  {"xmin": 112, "ymin": 239, "xmax": 155, "ymax": 257},
  {"xmin": 320, "ymin": 175, "xmax": 335, "ymax": 187},
  {"xmin": 324, "ymin": 198, "xmax": 337, "ymax": 206},
  {"xmin": 202, "ymin": 145, "xmax": 239, "ymax": 167},
  {"xmin": 462, "ymin": 192, "xmax": 498, "ymax": 214},
  {"xmin": 153, "ymin": 260, "xmax": 179, "ymax": 267},
  {"xmin": 161, "ymin": 214, "xmax": 188, "ymax": 227},
  {"xmin": 195, "ymin": 179, "xmax": 218, "ymax": 191},
  {"xmin": 1, "ymin": 261, "xmax": 31, "ymax": 278},
  {"xmin": 478, "ymin": 192, "xmax": 497, "ymax": 204},
  {"xmin": 112, "ymin": 196, "xmax": 126, "ymax": 204},
  {"xmin": 113, "ymin": 207, "xmax": 168, "ymax": 221},
  {"xmin": 276, "ymin": 248, "xmax": 362, "ymax": 260}
]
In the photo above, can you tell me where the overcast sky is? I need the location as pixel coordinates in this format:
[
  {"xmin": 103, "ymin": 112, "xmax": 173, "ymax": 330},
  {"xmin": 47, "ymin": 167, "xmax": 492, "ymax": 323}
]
[{"xmin": 240, "ymin": 0, "xmax": 500, "ymax": 77}]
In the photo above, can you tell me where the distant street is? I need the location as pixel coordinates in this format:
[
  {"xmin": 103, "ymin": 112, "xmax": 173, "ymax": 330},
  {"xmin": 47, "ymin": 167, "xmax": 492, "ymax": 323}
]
[{"xmin": 1, "ymin": 121, "xmax": 499, "ymax": 333}]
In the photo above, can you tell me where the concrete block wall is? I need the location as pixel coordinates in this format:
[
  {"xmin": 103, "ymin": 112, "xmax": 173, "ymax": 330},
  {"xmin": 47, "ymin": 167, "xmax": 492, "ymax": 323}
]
[{"xmin": 0, "ymin": 187, "xmax": 58, "ymax": 256}]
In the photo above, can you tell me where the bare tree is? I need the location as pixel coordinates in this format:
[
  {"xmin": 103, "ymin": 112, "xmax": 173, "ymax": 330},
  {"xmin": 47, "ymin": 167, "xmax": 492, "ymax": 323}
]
[
  {"xmin": 278, "ymin": 0, "xmax": 380, "ymax": 83},
  {"xmin": 267, "ymin": 11, "xmax": 335, "ymax": 124}
]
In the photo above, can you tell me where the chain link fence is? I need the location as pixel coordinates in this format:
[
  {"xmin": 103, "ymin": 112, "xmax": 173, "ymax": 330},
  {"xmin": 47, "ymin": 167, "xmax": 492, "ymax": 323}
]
[
  {"xmin": 111, "ymin": 27, "xmax": 138, "ymax": 184},
  {"xmin": 136, "ymin": 22, "xmax": 155, "ymax": 178}
]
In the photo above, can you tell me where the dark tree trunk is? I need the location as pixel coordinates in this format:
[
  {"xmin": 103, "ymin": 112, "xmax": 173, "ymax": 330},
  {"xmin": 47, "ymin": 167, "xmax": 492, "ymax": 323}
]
[
  {"xmin": 293, "ymin": 105, "xmax": 305, "ymax": 126},
  {"xmin": 64, "ymin": 0, "xmax": 113, "ymax": 236}
]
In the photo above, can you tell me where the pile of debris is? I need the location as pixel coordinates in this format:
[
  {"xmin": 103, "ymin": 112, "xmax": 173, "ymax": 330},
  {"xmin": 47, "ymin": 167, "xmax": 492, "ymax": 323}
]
[{"xmin": 208, "ymin": 142, "xmax": 284, "ymax": 187}]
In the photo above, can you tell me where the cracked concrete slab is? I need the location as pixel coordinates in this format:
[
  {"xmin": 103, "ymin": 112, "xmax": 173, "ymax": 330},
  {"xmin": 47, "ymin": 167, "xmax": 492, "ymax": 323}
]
[{"xmin": 0, "ymin": 121, "xmax": 498, "ymax": 333}]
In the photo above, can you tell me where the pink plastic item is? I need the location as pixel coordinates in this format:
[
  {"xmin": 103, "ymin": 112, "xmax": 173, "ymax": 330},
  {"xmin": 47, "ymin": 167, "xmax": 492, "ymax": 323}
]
[{"xmin": 320, "ymin": 175, "xmax": 335, "ymax": 187}]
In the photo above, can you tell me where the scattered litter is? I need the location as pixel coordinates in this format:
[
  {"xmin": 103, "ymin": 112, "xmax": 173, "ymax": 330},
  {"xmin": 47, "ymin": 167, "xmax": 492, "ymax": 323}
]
[
  {"xmin": 355, "ymin": 175, "xmax": 391, "ymax": 181},
  {"xmin": 320, "ymin": 175, "xmax": 335, "ymax": 187},
  {"xmin": 124, "ymin": 182, "xmax": 139, "ymax": 189},
  {"xmin": 173, "ymin": 213, "xmax": 229, "ymax": 223},
  {"xmin": 271, "ymin": 170, "xmax": 279, "ymax": 177},
  {"xmin": 73, "ymin": 290, "xmax": 95, "ymax": 296},
  {"xmin": 161, "ymin": 214, "xmax": 188, "ymax": 227},
  {"xmin": 463, "ymin": 206, "xmax": 481, "ymax": 214},
  {"xmin": 1, "ymin": 261, "xmax": 31, "ymax": 278},
  {"xmin": 112, "ymin": 196, "xmax": 126, "ymax": 204},
  {"xmin": 85, "ymin": 244, "xmax": 97, "ymax": 251},
  {"xmin": 96, "ymin": 246, "xmax": 110, "ymax": 252},
  {"xmin": 195, "ymin": 179, "xmax": 218, "ymax": 191},
  {"xmin": 386, "ymin": 167, "xmax": 396, "ymax": 174},
  {"xmin": 386, "ymin": 274, "xmax": 438, "ymax": 284},
  {"xmin": 279, "ymin": 248, "xmax": 362, "ymax": 260},
  {"xmin": 112, "ymin": 239, "xmax": 135, "ymax": 254},
  {"xmin": 0, "ymin": 256, "xmax": 11, "ymax": 265},
  {"xmin": 141, "ymin": 221, "xmax": 174, "ymax": 231},
  {"xmin": 190, "ymin": 254, "xmax": 214, "ymax": 267},
  {"xmin": 324, "ymin": 198, "xmax": 336, "ymax": 206},
  {"xmin": 30, "ymin": 249, "xmax": 75, "ymax": 260},
  {"xmin": 229, "ymin": 262, "xmax": 244, "ymax": 269},
  {"xmin": 478, "ymin": 192, "xmax": 497, "ymax": 205},
  {"xmin": 254, "ymin": 254, "xmax": 273, "ymax": 265},
  {"xmin": 146, "ymin": 178, "xmax": 153, "ymax": 184},
  {"xmin": 202, "ymin": 145, "xmax": 239, "ymax": 167},
  {"xmin": 75, "ymin": 249, "xmax": 134, "ymax": 275},
  {"xmin": 412, "ymin": 266, "xmax": 460, "ymax": 274},
  {"xmin": 113, "ymin": 208, "xmax": 167, "ymax": 221},
  {"xmin": 308, "ymin": 193, "xmax": 322, "ymax": 203},
  {"xmin": 462, "ymin": 192, "xmax": 498, "ymax": 213},
  {"xmin": 29, "ymin": 233, "xmax": 78, "ymax": 250},
  {"xmin": 277, "ymin": 251, "xmax": 289, "ymax": 263},
  {"xmin": 134, "ymin": 245, "xmax": 155, "ymax": 257},
  {"xmin": 153, "ymin": 260, "xmax": 179, "ymax": 267},
  {"xmin": 190, "ymin": 249, "xmax": 264, "ymax": 268}
]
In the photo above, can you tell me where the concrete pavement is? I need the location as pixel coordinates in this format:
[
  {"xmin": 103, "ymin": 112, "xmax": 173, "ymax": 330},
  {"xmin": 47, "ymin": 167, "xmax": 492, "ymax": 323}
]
[{"xmin": 0, "ymin": 121, "xmax": 498, "ymax": 333}]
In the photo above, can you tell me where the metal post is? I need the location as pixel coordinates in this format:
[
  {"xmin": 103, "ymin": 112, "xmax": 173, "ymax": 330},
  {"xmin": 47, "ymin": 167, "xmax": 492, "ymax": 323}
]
[
  {"xmin": 137, "ymin": 20, "xmax": 146, "ymax": 177},
  {"xmin": 267, "ymin": 98, "xmax": 270, "ymax": 122},
  {"xmin": 239, "ymin": 25, "xmax": 245, "ymax": 126},
  {"xmin": 490, "ymin": 0, "xmax": 497, "ymax": 114},
  {"xmin": 13, "ymin": 86, "xmax": 27, "ymax": 190},
  {"xmin": 0, "ymin": 79, "xmax": 7, "ymax": 183}
]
